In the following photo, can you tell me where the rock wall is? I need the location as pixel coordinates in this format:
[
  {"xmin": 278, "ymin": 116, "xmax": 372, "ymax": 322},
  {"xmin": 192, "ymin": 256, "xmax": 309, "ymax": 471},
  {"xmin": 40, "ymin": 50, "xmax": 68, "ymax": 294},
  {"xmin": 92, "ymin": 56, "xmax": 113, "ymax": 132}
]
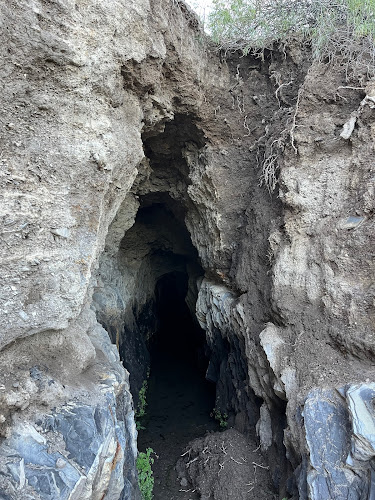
[{"xmin": 0, "ymin": 0, "xmax": 374, "ymax": 499}]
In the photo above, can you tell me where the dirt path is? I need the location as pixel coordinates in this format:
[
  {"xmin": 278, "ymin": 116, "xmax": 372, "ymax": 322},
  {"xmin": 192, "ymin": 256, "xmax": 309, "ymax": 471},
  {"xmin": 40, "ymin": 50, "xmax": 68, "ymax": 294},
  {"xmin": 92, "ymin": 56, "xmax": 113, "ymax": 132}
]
[{"xmin": 137, "ymin": 339, "xmax": 217, "ymax": 499}]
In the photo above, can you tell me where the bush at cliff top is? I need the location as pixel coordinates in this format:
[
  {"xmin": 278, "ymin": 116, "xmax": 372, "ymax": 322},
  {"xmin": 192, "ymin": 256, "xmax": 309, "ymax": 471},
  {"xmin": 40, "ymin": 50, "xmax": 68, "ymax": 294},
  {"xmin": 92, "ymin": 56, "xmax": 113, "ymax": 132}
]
[{"xmin": 208, "ymin": 0, "xmax": 375, "ymax": 70}]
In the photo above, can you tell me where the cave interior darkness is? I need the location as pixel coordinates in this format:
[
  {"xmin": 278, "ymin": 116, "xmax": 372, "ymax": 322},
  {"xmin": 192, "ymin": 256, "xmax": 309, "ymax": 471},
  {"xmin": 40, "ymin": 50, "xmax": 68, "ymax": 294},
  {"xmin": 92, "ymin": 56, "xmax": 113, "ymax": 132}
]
[
  {"xmin": 119, "ymin": 197, "xmax": 216, "ymax": 423},
  {"xmin": 118, "ymin": 197, "xmax": 218, "ymax": 498}
]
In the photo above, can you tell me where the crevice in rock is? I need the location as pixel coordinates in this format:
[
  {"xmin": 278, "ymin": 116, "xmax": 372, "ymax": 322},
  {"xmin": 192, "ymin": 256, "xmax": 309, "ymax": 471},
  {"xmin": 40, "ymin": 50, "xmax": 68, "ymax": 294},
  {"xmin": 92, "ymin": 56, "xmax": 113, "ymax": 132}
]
[
  {"xmin": 92, "ymin": 109, "xmax": 284, "ymax": 497},
  {"xmin": 138, "ymin": 270, "xmax": 217, "ymax": 499},
  {"xmin": 118, "ymin": 199, "xmax": 205, "ymax": 399}
]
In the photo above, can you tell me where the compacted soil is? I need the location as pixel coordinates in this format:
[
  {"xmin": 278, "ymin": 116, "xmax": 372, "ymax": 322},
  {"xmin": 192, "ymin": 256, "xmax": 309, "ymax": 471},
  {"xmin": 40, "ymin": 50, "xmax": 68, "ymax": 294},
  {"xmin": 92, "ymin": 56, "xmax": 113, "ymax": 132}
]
[
  {"xmin": 137, "ymin": 336, "xmax": 217, "ymax": 499},
  {"xmin": 137, "ymin": 335, "xmax": 275, "ymax": 499}
]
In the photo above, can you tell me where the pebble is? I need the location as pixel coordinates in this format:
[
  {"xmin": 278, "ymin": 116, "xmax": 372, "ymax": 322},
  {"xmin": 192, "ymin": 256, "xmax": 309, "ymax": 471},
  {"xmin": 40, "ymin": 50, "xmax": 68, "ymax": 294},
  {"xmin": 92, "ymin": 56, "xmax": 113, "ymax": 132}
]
[
  {"xmin": 18, "ymin": 310, "xmax": 29, "ymax": 321},
  {"xmin": 55, "ymin": 458, "xmax": 66, "ymax": 469}
]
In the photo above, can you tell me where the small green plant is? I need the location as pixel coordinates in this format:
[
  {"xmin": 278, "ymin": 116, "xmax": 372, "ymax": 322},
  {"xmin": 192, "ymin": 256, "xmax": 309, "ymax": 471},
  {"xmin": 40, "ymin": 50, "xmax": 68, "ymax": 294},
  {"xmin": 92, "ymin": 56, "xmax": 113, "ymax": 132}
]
[
  {"xmin": 136, "ymin": 448, "xmax": 155, "ymax": 500},
  {"xmin": 136, "ymin": 421, "xmax": 145, "ymax": 431},
  {"xmin": 135, "ymin": 377, "xmax": 148, "ymax": 431},
  {"xmin": 212, "ymin": 407, "xmax": 228, "ymax": 429}
]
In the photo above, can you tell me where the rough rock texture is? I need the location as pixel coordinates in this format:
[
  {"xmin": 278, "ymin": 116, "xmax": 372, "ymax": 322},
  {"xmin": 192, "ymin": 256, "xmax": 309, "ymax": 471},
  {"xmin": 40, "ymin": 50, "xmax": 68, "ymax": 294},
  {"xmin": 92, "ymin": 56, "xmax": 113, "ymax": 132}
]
[
  {"xmin": 302, "ymin": 383, "xmax": 375, "ymax": 499},
  {"xmin": 0, "ymin": 309, "xmax": 139, "ymax": 499},
  {"xmin": 1, "ymin": 0, "xmax": 375, "ymax": 499}
]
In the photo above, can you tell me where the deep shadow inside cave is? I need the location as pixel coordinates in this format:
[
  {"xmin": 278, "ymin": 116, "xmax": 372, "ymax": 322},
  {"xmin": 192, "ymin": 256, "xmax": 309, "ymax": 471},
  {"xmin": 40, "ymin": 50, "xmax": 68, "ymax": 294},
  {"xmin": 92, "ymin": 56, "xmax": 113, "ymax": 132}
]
[
  {"xmin": 137, "ymin": 271, "xmax": 217, "ymax": 499},
  {"xmin": 98, "ymin": 195, "xmax": 219, "ymax": 497},
  {"xmin": 152, "ymin": 271, "xmax": 205, "ymax": 361}
]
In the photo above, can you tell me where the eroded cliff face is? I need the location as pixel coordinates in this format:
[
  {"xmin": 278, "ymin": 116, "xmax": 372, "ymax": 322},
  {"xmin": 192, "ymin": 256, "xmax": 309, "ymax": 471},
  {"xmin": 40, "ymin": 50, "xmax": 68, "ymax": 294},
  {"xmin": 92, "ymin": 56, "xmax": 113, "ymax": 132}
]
[{"xmin": 0, "ymin": 0, "xmax": 374, "ymax": 499}]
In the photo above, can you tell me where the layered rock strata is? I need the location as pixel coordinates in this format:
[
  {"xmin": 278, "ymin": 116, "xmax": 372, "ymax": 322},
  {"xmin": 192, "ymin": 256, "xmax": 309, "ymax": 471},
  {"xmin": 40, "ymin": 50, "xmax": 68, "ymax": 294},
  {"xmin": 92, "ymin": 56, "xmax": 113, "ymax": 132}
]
[{"xmin": 0, "ymin": 0, "xmax": 374, "ymax": 499}]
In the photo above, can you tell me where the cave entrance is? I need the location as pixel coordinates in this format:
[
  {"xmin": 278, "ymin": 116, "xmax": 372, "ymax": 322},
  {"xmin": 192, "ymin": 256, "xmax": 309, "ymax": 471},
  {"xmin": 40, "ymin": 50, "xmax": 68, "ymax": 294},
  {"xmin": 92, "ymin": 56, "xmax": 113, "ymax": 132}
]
[
  {"xmin": 93, "ymin": 114, "xmax": 224, "ymax": 496},
  {"xmin": 94, "ymin": 193, "xmax": 218, "ymax": 495},
  {"xmin": 135, "ymin": 248, "xmax": 217, "ymax": 500}
]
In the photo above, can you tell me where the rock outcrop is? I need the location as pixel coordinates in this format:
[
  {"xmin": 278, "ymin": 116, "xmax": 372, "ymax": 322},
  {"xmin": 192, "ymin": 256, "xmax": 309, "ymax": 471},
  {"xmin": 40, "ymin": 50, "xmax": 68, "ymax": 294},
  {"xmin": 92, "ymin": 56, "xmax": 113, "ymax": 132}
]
[{"xmin": 0, "ymin": 0, "xmax": 374, "ymax": 499}]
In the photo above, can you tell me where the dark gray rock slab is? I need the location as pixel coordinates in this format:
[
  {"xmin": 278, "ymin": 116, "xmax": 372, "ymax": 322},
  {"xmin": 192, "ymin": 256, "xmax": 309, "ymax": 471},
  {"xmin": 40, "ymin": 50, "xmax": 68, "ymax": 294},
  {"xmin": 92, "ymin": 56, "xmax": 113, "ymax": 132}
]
[
  {"xmin": 0, "ymin": 320, "xmax": 141, "ymax": 499},
  {"xmin": 0, "ymin": 391, "xmax": 140, "ymax": 499},
  {"xmin": 302, "ymin": 385, "xmax": 375, "ymax": 500}
]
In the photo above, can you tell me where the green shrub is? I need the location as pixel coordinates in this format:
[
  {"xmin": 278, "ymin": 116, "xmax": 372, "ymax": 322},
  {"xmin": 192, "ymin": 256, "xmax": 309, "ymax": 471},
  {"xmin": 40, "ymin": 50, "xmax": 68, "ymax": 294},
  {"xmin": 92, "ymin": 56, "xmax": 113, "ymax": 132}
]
[
  {"xmin": 208, "ymin": 0, "xmax": 375, "ymax": 73},
  {"xmin": 212, "ymin": 407, "xmax": 228, "ymax": 429},
  {"xmin": 135, "ymin": 378, "xmax": 148, "ymax": 431},
  {"xmin": 136, "ymin": 448, "xmax": 155, "ymax": 500}
]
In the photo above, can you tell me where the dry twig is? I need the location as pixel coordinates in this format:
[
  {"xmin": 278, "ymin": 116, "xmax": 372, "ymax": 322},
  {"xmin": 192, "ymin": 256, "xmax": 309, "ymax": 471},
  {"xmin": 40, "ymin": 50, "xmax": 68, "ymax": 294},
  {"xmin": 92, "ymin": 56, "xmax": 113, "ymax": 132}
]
[
  {"xmin": 252, "ymin": 461, "xmax": 270, "ymax": 470},
  {"xmin": 186, "ymin": 457, "xmax": 199, "ymax": 468},
  {"xmin": 290, "ymin": 88, "xmax": 303, "ymax": 154}
]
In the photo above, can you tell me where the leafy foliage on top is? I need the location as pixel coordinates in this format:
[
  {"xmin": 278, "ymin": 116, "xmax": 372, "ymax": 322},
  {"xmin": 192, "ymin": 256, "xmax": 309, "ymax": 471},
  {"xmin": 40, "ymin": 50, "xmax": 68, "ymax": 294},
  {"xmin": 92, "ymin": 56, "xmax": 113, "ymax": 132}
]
[{"xmin": 208, "ymin": 0, "xmax": 375, "ymax": 71}]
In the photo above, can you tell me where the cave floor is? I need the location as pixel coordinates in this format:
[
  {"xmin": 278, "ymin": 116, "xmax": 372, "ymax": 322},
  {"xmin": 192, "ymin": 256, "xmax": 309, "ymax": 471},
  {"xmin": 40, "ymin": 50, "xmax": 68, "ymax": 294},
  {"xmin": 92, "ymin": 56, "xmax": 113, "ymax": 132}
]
[{"xmin": 137, "ymin": 337, "xmax": 217, "ymax": 499}]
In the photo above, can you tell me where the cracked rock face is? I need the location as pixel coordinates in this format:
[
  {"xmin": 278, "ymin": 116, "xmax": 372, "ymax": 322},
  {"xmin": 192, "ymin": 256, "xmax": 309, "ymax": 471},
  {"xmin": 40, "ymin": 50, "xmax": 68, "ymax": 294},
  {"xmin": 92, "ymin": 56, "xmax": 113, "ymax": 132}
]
[
  {"xmin": 1, "ymin": 0, "xmax": 375, "ymax": 499},
  {"xmin": 303, "ymin": 384, "xmax": 375, "ymax": 499}
]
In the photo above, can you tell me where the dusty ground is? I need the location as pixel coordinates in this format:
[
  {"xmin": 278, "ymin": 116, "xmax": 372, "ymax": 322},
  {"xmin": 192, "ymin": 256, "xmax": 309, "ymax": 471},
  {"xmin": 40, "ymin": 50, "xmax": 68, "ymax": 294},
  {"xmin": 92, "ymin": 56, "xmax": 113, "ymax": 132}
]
[
  {"xmin": 176, "ymin": 428, "xmax": 275, "ymax": 500},
  {"xmin": 138, "ymin": 339, "xmax": 275, "ymax": 500}
]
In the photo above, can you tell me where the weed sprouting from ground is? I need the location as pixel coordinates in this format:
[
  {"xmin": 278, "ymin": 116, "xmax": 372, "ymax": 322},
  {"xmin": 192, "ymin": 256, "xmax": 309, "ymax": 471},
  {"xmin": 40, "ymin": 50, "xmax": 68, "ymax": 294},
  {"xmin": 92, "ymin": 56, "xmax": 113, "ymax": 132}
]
[
  {"xmin": 136, "ymin": 377, "xmax": 149, "ymax": 431},
  {"xmin": 212, "ymin": 407, "xmax": 228, "ymax": 429},
  {"xmin": 136, "ymin": 447, "xmax": 155, "ymax": 500}
]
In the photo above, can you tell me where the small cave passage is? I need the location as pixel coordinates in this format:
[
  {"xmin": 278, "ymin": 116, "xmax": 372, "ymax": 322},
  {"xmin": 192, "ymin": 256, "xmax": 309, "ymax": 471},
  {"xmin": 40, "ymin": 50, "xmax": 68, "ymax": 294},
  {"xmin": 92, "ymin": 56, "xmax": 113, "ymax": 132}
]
[{"xmin": 138, "ymin": 271, "xmax": 217, "ymax": 499}]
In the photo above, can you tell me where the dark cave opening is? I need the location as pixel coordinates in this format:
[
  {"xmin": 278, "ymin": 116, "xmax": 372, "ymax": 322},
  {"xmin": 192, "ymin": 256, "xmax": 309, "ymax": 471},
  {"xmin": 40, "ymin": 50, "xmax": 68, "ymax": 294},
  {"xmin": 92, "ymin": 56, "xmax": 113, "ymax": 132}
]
[
  {"xmin": 137, "ymin": 270, "xmax": 217, "ymax": 499},
  {"xmin": 152, "ymin": 271, "xmax": 205, "ymax": 362},
  {"xmin": 113, "ymin": 198, "xmax": 208, "ymax": 403},
  {"xmin": 91, "ymin": 109, "xmax": 289, "ymax": 498},
  {"xmin": 106, "ymin": 196, "xmax": 218, "ymax": 486}
]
